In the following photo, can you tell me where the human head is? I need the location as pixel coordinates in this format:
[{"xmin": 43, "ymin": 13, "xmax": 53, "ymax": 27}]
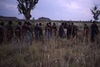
[
  {"xmin": 18, "ymin": 22, "xmax": 22, "ymax": 26},
  {"xmin": 93, "ymin": 21, "xmax": 96, "ymax": 24},
  {"xmin": 8, "ymin": 21, "xmax": 12, "ymax": 25},
  {"xmin": 61, "ymin": 22, "xmax": 64, "ymax": 26},
  {"xmin": 71, "ymin": 22, "xmax": 74, "ymax": 25},
  {"xmin": 0, "ymin": 22, "xmax": 4, "ymax": 26},
  {"xmin": 48, "ymin": 22, "xmax": 51, "ymax": 26},
  {"xmin": 39, "ymin": 23, "xmax": 42, "ymax": 26},
  {"xmin": 53, "ymin": 23, "xmax": 56, "ymax": 26}
]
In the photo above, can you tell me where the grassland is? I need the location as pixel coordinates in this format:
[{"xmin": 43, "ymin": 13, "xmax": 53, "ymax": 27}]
[{"xmin": 0, "ymin": 33, "xmax": 100, "ymax": 67}]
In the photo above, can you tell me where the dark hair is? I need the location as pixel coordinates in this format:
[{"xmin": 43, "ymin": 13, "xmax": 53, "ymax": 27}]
[
  {"xmin": 39, "ymin": 23, "xmax": 42, "ymax": 26},
  {"xmin": 49, "ymin": 22, "xmax": 51, "ymax": 25},
  {"xmin": 93, "ymin": 21, "xmax": 96, "ymax": 23},
  {"xmin": 0, "ymin": 22, "xmax": 4, "ymax": 26},
  {"xmin": 24, "ymin": 21, "xmax": 27, "ymax": 24},
  {"xmin": 8, "ymin": 21, "xmax": 12, "ymax": 25},
  {"xmin": 47, "ymin": 23, "xmax": 49, "ymax": 26},
  {"xmin": 53, "ymin": 23, "xmax": 56, "ymax": 25},
  {"xmin": 61, "ymin": 22, "xmax": 64, "ymax": 25},
  {"xmin": 36, "ymin": 23, "xmax": 38, "ymax": 26},
  {"xmin": 71, "ymin": 22, "xmax": 74, "ymax": 25},
  {"xmin": 18, "ymin": 22, "xmax": 22, "ymax": 25}
]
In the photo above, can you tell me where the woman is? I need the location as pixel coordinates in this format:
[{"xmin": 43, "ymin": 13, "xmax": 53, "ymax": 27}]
[{"xmin": 59, "ymin": 23, "xmax": 65, "ymax": 38}]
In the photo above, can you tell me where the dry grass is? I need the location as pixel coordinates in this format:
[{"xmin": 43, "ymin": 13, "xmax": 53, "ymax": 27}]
[{"xmin": 0, "ymin": 35, "xmax": 100, "ymax": 67}]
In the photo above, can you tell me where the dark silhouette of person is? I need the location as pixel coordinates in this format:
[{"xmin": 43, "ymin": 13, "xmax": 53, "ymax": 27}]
[
  {"xmin": 83, "ymin": 23, "xmax": 89, "ymax": 38},
  {"xmin": 22, "ymin": 21, "xmax": 27, "ymax": 35},
  {"xmin": 22, "ymin": 21, "xmax": 33, "ymax": 43},
  {"xmin": 38, "ymin": 23, "xmax": 43, "ymax": 37},
  {"xmin": 71, "ymin": 23, "xmax": 77, "ymax": 38},
  {"xmin": 48, "ymin": 22, "xmax": 52, "ymax": 37},
  {"xmin": 64, "ymin": 22, "xmax": 67, "ymax": 29},
  {"xmin": 52, "ymin": 23, "xmax": 57, "ymax": 36},
  {"xmin": 0, "ymin": 22, "xmax": 4, "ymax": 44},
  {"xmin": 26, "ymin": 22, "xmax": 33, "ymax": 43},
  {"xmin": 59, "ymin": 23, "xmax": 65, "ymax": 38},
  {"xmin": 6, "ymin": 21, "xmax": 13, "ymax": 43},
  {"xmin": 67, "ymin": 22, "xmax": 72, "ymax": 39},
  {"xmin": 15, "ymin": 22, "xmax": 22, "ymax": 40},
  {"xmin": 63, "ymin": 22, "xmax": 68, "ymax": 38},
  {"xmin": 34, "ymin": 23, "xmax": 40, "ymax": 40},
  {"xmin": 90, "ymin": 21, "xmax": 99, "ymax": 42},
  {"xmin": 45, "ymin": 23, "xmax": 52, "ymax": 39}
]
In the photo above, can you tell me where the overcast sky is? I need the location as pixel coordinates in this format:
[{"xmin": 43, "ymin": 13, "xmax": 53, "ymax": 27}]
[{"xmin": 0, "ymin": 0, "xmax": 100, "ymax": 21}]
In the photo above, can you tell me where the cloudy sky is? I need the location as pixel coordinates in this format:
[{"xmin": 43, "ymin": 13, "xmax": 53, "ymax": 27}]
[{"xmin": 0, "ymin": 0, "xmax": 100, "ymax": 21}]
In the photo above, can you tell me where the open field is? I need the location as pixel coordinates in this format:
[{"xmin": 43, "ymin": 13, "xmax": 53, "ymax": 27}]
[{"xmin": 0, "ymin": 33, "xmax": 100, "ymax": 67}]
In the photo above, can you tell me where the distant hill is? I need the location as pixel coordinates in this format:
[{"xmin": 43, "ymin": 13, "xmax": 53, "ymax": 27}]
[
  {"xmin": 37, "ymin": 17, "xmax": 51, "ymax": 21},
  {"xmin": 0, "ymin": 16, "xmax": 18, "ymax": 21}
]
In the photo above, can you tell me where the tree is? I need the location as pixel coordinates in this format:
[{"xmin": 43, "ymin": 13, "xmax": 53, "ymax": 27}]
[
  {"xmin": 91, "ymin": 5, "xmax": 100, "ymax": 21},
  {"xmin": 17, "ymin": 0, "xmax": 39, "ymax": 21}
]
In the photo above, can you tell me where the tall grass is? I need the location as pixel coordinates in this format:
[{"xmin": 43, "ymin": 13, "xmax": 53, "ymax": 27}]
[{"xmin": 0, "ymin": 35, "xmax": 100, "ymax": 67}]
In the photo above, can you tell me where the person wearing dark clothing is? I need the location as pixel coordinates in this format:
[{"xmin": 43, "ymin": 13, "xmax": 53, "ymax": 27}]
[
  {"xmin": 63, "ymin": 22, "xmax": 68, "ymax": 37},
  {"xmin": 22, "ymin": 22, "xmax": 33, "ymax": 43},
  {"xmin": 34, "ymin": 23, "xmax": 40, "ymax": 40},
  {"xmin": 15, "ymin": 22, "xmax": 22, "ymax": 40},
  {"xmin": 83, "ymin": 23, "xmax": 89, "ymax": 42},
  {"xmin": 0, "ymin": 22, "xmax": 4, "ymax": 44},
  {"xmin": 52, "ymin": 23, "xmax": 57, "ymax": 36},
  {"xmin": 45, "ymin": 23, "xmax": 52, "ymax": 39},
  {"xmin": 71, "ymin": 23, "xmax": 77, "ymax": 38},
  {"xmin": 83, "ymin": 24, "xmax": 89, "ymax": 38},
  {"xmin": 67, "ymin": 22, "xmax": 72, "ymax": 39},
  {"xmin": 48, "ymin": 22, "xmax": 52, "ymax": 37},
  {"xmin": 38, "ymin": 23, "xmax": 43, "ymax": 37},
  {"xmin": 22, "ymin": 21, "xmax": 28, "ymax": 35},
  {"xmin": 59, "ymin": 23, "xmax": 65, "ymax": 38},
  {"xmin": 64, "ymin": 22, "xmax": 67, "ymax": 29},
  {"xmin": 6, "ymin": 21, "xmax": 13, "ymax": 43},
  {"xmin": 26, "ymin": 22, "xmax": 33, "ymax": 43},
  {"xmin": 91, "ymin": 21, "xmax": 99, "ymax": 42}
]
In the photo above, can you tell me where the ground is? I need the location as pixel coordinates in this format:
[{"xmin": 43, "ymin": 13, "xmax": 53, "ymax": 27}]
[{"xmin": 0, "ymin": 34, "xmax": 100, "ymax": 67}]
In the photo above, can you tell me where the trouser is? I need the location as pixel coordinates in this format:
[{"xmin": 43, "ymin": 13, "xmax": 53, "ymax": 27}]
[
  {"xmin": 0, "ymin": 36, "xmax": 3, "ymax": 44},
  {"xmin": 91, "ymin": 33, "xmax": 96, "ymax": 42}
]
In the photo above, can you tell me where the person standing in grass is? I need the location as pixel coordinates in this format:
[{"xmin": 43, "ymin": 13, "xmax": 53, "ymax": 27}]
[
  {"xmin": 38, "ymin": 23, "xmax": 43, "ymax": 38},
  {"xmin": 22, "ymin": 22, "xmax": 33, "ymax": 44},
  {"xmin": 83, "ymin": 23, "xmax": 89, "ymax": 41},
  {"xmin": 27, "ymin": 22, "xmax": 33, "ymax": 44},
  {"xmin": 90, "ymin": 21, "xmax": 99, "ymax": 42},
  {"xmin": 52, "ymin": 23, "xmax": 57, "ymax": 37},
  {"xmin": 71, "ymin": 23, "xmax": 77, "ymax": 38},
  {"xmin": 45, "ymin": 23, "xmax": 52, "ymax": 39},
  {"xmin": 63, "ymin": 22, "xmax": 68, "ymax": 38},
  {"xmin": 48, "ymin": 22, "xmax": 52, "ymax": 37},
  {"xmin": 0, "ymin": 22, "xmax": 4, "ymax": 44},
  {"xmin": 67, "ymin": 22, "xmax": 72, "ymax": 39},
  {"xmin": 34, "ymin": 23, "xmax": 40, "ymax": 40},
  {"xmin": 6, "ymin": 21, "xmax": 13, "ymax": 43},
  {"xmin": 59, "ymin": 23, "xmax": 65, "ymax": 38},
  {"xmin": 15, "ymin": 22, "xmax": 22, "ymax": 40}
]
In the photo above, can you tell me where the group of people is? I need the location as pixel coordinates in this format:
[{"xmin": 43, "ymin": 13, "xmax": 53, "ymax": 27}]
[
  {"xmin": 0, "ymin": 21, "xmax": 99, "ymax": 44},
  {"xmin": 59, "ymin": 22, "xmax": 78, "ymax": 39},
  {"xmin": 0, "ymin": 21, "xmax": 33, "ymax": 44},
  {"xmin": 34, "ymin": 22, "xmax": 57, "ymax": 39},
  {"xmin": 34, "ymin": 22, "xmax": 78, "ymax": 40}
]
